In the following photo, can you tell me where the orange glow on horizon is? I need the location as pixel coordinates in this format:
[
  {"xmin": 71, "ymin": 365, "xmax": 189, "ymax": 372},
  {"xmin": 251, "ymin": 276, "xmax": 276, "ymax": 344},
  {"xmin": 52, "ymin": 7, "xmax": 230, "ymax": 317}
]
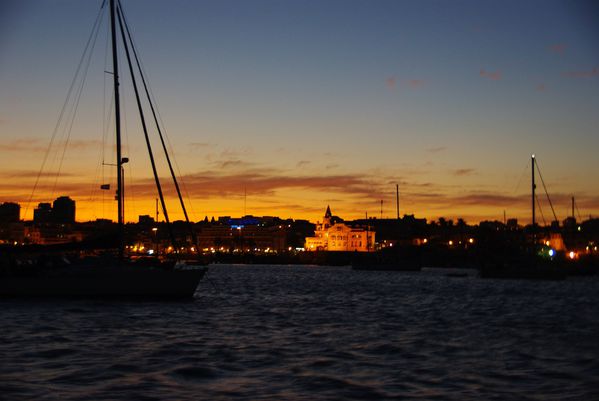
[{"xmin": 5, "ymin": 190, "xmax": 568, "ymax": 225}]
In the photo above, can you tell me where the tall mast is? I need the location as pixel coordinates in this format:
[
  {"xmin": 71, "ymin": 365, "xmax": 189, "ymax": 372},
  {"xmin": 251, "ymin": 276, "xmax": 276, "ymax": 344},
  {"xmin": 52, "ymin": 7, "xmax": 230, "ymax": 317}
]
[
  {"xmin": 531, "ymin": 154, "xmax": 536, "ymax": 243},
  {"xmin": 110, "ymin": 0, "xmax": 124, "ymax": 258},
  {"xmin": 396, "ymin": 184, "xmax": 400, "ymax": 220}
]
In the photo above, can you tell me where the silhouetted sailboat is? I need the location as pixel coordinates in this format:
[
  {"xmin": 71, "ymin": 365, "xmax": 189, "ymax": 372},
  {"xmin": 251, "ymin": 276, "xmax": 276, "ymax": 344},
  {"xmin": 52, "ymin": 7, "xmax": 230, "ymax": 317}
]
[
  {"xmin": 480, "ymin": 154, "xmax": 566, "ymax": 280},
  {"xmin": 0, "ymin": 0, "xmax": 206, "ymax": 298}
]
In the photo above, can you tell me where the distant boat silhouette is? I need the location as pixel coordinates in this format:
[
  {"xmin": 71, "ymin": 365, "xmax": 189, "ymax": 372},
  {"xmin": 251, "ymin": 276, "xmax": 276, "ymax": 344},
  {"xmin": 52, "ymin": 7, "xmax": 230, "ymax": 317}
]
[
  {"xmin": 351, "ymin": 246, "xmax": 422, "ymax": 271},
  {"xmin": 480, "ymin": 154, "xmax": 566, "ymax": 281},
  {"xmin": 0, "ymin": 0, "xmax": 206, "ymax": 298}
]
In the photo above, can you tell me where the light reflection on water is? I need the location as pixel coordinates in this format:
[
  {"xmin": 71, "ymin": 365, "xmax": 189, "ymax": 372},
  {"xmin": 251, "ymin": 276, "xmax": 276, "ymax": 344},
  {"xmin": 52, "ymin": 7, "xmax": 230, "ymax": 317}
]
[{"xmin": 1, "ymin": 264, "xmax": 598, "ymax": 400}]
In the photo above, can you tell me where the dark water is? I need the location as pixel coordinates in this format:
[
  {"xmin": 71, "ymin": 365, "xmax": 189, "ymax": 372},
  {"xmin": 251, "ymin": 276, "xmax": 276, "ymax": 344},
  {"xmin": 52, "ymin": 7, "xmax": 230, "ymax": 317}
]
[{"xmin": 1, "ymin": 265, "xmax": 598, "ymax": 400}]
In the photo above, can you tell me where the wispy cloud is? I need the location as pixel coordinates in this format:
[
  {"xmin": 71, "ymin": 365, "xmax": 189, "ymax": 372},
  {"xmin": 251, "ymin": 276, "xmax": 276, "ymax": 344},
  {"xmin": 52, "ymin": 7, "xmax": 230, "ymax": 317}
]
[
  {"xmin": 407, "ymin": 79, "xmax": 425, "ymax": 88},
  {"xmin": 385, "ymin": 76, "xmax": 397, "ymax": 90},
  {"xmin": 212, "ymin": 159, "xmax": 255, "ymax": 170},
  {"xmin": 453, "ymin": 168, "xmax": 475, "ymax": 176},
  {"xmin": 188, "ymin": 142, "xmax": 213, "ymax": 150},
  {"xmin": 296, "ymin": 160, "xmax": 310, "ymax": 168},
  {"xmin": 0, "ymin": 138, "xmax": 102, "ymax": 153},
  {"xmin": 128, "ymin": 170, "xmax": 383, "ymax": 200},
  {"xmin": 449, "ymin": 191, "xmax": 599, "ymax": 210},
  {"xmin": 67, "ymin": 139, "xmax": 103, "ymax": 150},
  {"xmin": 480, "ymin": 69, "xmax": 502, "ymax": 81},
  {"xmin": 402, "ymin": 191, "xmax": 526, "ymax": 217},
  {"xmin": 385, "ymin": 77, "xmax": 426, "ymax": 90},
  {"xmin": 536, "ymin": 83, "xmax": 547, "ymax": 92},
  {"xmin": 426, "ymin": 146, "xmax": 446, "ymax": 153},
  {"xmin": 220, "ymin": 147, "xmax": 253, "ymax": 159},
  {"xmin": 4, "ymin": 170, "xmax": 77, "ymax": 179},
  {"xmin": 562, "ymin": 67, "xmax": 599, "ymax": 78},
  {"xmin": 202, "ymin": 146, "xmax": 255, "ymax": 166},
  {"xmin": 548, "ymin": 43, "xmax": 567, "ymax": 55},
  {"xmin": 0, "ymin": 138, "xmax": 46, "ymax": 153},
  {"xmin": 0, "ymin": 181, "xmax": 93, "ymax": 198}
]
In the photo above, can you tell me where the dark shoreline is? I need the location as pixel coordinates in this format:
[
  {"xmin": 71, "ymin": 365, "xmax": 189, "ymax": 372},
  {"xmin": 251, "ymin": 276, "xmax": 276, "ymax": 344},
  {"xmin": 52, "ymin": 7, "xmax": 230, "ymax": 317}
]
[{"xmin": 2, "ymin": 244, "xmax": 598, "ymax": 278}]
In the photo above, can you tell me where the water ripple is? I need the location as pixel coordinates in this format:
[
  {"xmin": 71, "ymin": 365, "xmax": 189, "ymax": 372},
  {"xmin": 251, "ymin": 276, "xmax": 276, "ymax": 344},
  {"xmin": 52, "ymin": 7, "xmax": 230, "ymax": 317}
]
[{"xmin": 1, "ymin": 265, "xmax": 598, "ymax": 400}]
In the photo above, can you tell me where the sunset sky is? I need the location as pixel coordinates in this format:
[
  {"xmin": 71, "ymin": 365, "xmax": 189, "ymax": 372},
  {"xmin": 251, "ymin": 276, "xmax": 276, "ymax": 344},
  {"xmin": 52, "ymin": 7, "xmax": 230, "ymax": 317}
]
[{"xmin": 1, "ymin": 0, "xmax": 598, "ymax": 224}]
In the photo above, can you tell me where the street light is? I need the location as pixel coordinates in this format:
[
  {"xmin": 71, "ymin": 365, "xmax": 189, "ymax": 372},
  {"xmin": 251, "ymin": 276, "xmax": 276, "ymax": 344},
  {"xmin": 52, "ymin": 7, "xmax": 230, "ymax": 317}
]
[{"xmin": 152, "ymin": 227, "xmax": 158, "ymax": 254}]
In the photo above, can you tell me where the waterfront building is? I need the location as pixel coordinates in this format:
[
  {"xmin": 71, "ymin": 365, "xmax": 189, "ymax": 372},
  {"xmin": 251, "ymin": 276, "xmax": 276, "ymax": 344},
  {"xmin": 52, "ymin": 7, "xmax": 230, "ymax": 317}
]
[
  {"xmin": 33, "ymin": 197, "xmax": 76, "ymax": 224},
  {"xmin": 0, "ymin": 202, "xmax": 23, "ymax": 244},
  {"xmin": 197, "ymin": 223, "xmax": 287, "ymax": 252},
  {"xmin": 22, "ymin": 224, "xmax": 83, "ymax": 245},
  {"xmin": 305, "ymin": 206, "xmax": 375, "ymax": 252},
  {"xmin": 33, "ymin": 203, "xmax": 53, "ymax": 224},
  {"xmin": 0, "ymin": 222, "xmax": 24, "ymax": 244},
  {"xmin": 0, "ymin": 202, "xmax": 20, "ymax": 223},
  {"xmin": 138, "ymin": 215, "xmax": 155, "ymax": 225},
  {"xmin": 53, "ymin": 196, "xmax": 75, "ymax": 223}
]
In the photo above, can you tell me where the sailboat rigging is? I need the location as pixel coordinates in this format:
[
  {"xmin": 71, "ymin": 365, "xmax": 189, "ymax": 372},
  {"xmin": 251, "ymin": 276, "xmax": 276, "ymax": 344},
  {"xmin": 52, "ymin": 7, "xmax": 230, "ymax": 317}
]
[
  {"xmin": 111, "ymin": 0, "xmax": 198, "ymax": 256},
  {"xmin": 480, "ymin": 154, "xmax": 566, "ymax": 280},
  {"xmin": 0, "ymin": 0, "xmax": 207, "ymax": 298}
]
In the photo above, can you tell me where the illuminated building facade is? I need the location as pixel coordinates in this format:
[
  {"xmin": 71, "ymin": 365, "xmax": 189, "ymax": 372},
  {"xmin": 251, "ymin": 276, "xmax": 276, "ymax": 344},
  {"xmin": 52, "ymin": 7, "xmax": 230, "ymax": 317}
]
[
  {"xmin": 197, "ymin": 226, "xmax": 286, "ymax": 252},
  {"xmin": 305, "ymin": 206, "xmax": 375, "ymax": 252}
]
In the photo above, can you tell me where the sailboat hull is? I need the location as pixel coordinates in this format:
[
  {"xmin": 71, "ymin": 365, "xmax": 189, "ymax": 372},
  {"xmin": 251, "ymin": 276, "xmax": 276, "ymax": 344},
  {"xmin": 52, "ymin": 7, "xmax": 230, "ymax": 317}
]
[{"xmin": 0, "ymin": 267, "xmax": 207, "ymax": 299}]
